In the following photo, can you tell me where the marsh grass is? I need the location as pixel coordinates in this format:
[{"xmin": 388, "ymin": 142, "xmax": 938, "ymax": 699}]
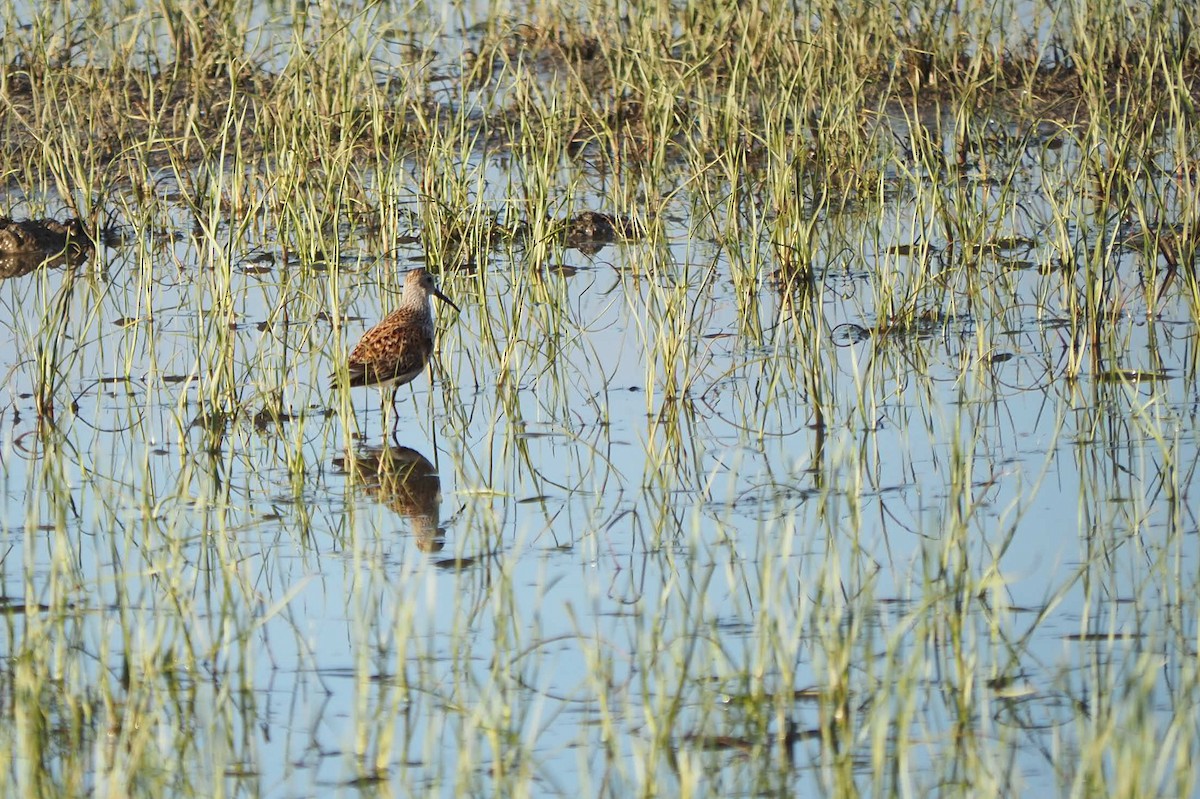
[{"xmin": 1, "ymin": 0, "xmax": 1200, "ymax": 796}]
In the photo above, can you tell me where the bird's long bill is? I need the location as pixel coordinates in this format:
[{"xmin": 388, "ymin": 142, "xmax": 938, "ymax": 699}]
[{"xmin": 433, "ymin": 288, "xmax": 461, "ymax": 314}]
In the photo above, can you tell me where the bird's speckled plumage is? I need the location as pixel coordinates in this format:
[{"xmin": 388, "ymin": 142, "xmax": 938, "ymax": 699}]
[{"xmin": 335, "ymin": 269, "xmax": 459, "ymax": 412}]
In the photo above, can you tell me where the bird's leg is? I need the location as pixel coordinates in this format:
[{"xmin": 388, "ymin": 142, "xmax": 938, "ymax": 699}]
[
  {"xmin": 389, "ymin": 385, "xmax": 401, "ymax": 436},
  {"xmin": 376, "ymin": 390, "xmax": 389, "ymax": 443}
]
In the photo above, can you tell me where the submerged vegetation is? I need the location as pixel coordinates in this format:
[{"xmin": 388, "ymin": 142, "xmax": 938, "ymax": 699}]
[{"xmin": 1, "ymin": 0, "xmax": 1199, "ymax": 795}]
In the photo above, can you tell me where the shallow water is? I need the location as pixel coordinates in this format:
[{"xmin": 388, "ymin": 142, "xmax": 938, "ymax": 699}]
[
  {"xmin": 4, "ymin": 156, "xmax": 1196, "ymax": 796},
  {"xmin": 2, "ymin": 3, "xmax": 1199, "ymax": 797}
]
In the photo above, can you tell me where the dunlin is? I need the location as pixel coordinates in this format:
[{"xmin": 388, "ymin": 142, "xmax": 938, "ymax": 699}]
[{"xmin": 333, "ymin": 268, "xmax": 460, "ymax": 426}]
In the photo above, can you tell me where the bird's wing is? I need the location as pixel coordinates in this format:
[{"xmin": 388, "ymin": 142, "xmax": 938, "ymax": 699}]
[{"xmin": 344, "ymin": 309, "xmax": 433, "ymax": 386}]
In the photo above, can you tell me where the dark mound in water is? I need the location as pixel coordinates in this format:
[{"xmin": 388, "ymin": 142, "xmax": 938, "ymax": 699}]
[{"xmin": 0, "ymin": 217, "xmax": 93, "ymax": 278}]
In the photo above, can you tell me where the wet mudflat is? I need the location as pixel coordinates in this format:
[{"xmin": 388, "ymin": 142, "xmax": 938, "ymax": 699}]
[{"xmin": 1, "ymin": 1, "xmax": 1199, "ymax": 796}]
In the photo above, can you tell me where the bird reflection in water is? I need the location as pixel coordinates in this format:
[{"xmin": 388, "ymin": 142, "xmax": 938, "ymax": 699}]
[{"xmin": 336, "ymin": 444, "xmax": 444, "ymax": 552}]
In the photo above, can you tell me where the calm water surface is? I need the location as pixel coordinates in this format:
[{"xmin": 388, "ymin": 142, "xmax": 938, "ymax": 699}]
[{"xmin": 1, "ymin": 5, "xmax": 1197, "ymax": 798}]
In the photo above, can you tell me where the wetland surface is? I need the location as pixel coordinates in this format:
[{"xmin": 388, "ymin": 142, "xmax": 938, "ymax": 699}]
[{"xmin": 2, "ymin": 0, "xmax": 1200, "ymax": 796}]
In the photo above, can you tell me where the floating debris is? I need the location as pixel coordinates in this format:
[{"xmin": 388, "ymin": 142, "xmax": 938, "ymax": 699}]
[
  {"xmin": 559, "ymin": 211, "xmax": 644, "ymax": 253},
  {"xmin": 832, "ymin": 308, "xmax": 959, "ymax": 346},
  {"xmin": 1095, "ymin": 369, "xmax": 1171, "ymax": 384},
  {"xmin": 680, "ymin": 719, "xmax": 812, "ymax": 758}
]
